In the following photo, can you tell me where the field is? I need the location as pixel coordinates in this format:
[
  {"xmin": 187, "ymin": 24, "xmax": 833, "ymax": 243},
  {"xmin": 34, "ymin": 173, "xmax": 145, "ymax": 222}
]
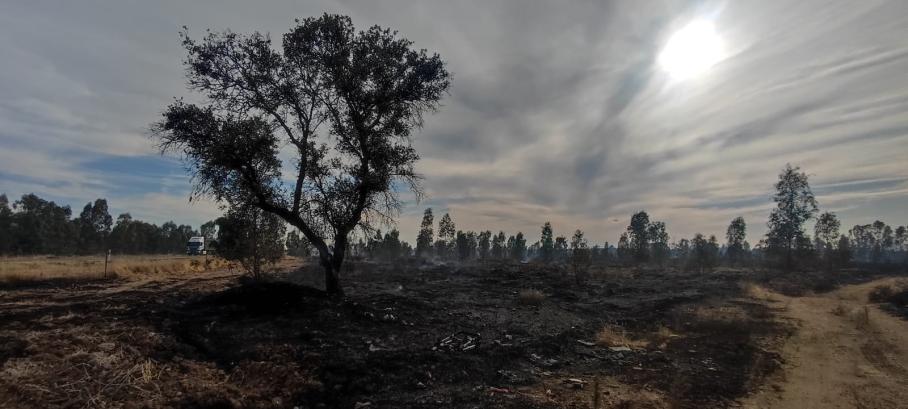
[
  {"xmin": 0, "ymin": 255, "xmax": 230, "ymax": 284},
  {"xmin": 1, "ymin": 257, "xmax": 907, "ymax": 408}
]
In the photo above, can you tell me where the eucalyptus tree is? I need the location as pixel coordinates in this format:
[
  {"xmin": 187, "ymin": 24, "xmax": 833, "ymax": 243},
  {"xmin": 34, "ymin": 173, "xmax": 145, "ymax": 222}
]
[
  {"xmin": 540, "ymin": 222, "xmax": 555, "ymax": 263},
  {"xmin": 765, "ymin": 164, "xmax": 818, "ymax": 271},
  {"xmin": 725, "ymin": 217, "xmax": 747, "ymax": 266},
  {"xmin": 415, "ymin": 208, "xmax": 434, "ymax": 258},
  {"xmin": 437, "ymin": 213, "xmax": 456, "ymax": 259},
  {"xmin": 491, "ymin": 231, "xmax": 506, "ymax": 259},
  {"xmin": 627, "ymin": 211, "xmax": 650, "ymax": 263},
  {"xmin": 814, "ymin": 212, "xmax": 840, "ymax": 269}
]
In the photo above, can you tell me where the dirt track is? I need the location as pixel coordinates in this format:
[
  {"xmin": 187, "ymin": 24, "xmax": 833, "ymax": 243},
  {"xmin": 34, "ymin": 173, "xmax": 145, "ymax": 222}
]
[{"xmin": 743, "ymin": 278, "xmax": 908, "ymax": 409}]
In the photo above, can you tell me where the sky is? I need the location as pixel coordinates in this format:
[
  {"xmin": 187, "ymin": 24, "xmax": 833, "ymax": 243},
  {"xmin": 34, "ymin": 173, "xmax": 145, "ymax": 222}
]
[{"xmin": 1, "ymin": 0, "xmax": 907, "ymax": 245}]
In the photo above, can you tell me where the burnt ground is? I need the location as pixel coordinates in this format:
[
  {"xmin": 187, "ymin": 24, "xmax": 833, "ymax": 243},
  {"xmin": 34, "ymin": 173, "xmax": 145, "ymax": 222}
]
[{"xmin": 0, "ymin": 261, "xmax": 796, "ymax": 409}]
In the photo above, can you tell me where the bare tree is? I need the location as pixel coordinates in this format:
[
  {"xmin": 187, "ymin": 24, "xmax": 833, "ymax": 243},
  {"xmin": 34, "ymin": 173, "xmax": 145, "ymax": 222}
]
[{"xmin": 154, "ymin": 15, "xmax": 450, "ymax": 295}]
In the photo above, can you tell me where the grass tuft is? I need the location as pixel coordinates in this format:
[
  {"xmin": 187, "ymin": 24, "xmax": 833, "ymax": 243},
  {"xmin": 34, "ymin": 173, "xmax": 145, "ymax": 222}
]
[{"xmin": 517, "ymin": 289, "xmax": 546, "ymax": 305}]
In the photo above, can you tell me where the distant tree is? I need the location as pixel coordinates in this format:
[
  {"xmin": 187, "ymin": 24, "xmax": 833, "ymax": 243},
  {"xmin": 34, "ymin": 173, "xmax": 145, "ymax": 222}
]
[
  {"xmin": 627, "ymin": 211, "xmax": 650, "ymax": 263},
  {"xmin": 509, "ymin": 232, "xmax": 527, "ymax": 261},
  {"xmin": 836, "ymin": 235, "xmax": 852, "ymax": 268},
  {"xmin": 367, "ymin": 230, "xmax": 384, "ymax": 259},
  {"xmin": 154, "ymin": 14, "xmax": 451, "ymax": 295},
  {"xmin": 689, "ymin": 233, "xmax": 719, "ymax": 273},
  {"xmin": 286, "ymin": 230, "xmax": 312, "ymax": 257},
  {"xmin": 674, "ymin": 238, "xmax": 691, "ymax": 269},
  {"xmin": 200, "ymin": 220, "xmax": 218, "ymax": 242},
  {"xmin": 849, "ymin": 224, "xmax": 874, "ymax": 262},
  {"xmin": 590, "ymin": 241, "xmax": 610, "ymax": 266},
  {"xmin": 416, "ymin": 208, "xmax": 434, "ymax": 258},
  {"xmin": 0, "ymin": 194, "xmax": 11, "ymax": 254},
  {"xmin": 896, "ymin": 226, "xmax": 907, "ymax": 251},
  {"xmin": 383, "ymin": 229, "xmax": 403, "ymax": 261},
  {"xmin": 554, "ymin": 235, "xmax": 568, "ymax": 263},
  {"xmin": 570, "ymin": 229, "xmax": 591, "ymax": 281},
  {"xmin": 437, "ymin": 213, "xmax": 456, "ymax": 259},
  {"xmin": 216, "ymin": 205, "xmax": 286, "ymax": 279},
  {"xmin": 12, "ymin": 194, "xmax": 78, "ymax": 255},
  {"xmin": 76, "ymin": 199, "xmax": 113, "ymax": 254},
  {"xmin": 814, "ymin": 212, "xmax": 840, "ymax": 270},
  {"xmin": 765, "ymin": 164, "xmax": 818, "ymax": 271},
  {"xmin": 896, "ymin": 226, "xmax": 908, "ymax": 264},
  {"xmin": 492, "ymin": 231, "xmax": 506, "ymax": 259},
  {"xmin": 455, "ymin": 230, "xmax": 477, "ymax": 261},
  {"xmin": 617, "ymin": 232, "xmax": 631, "ymax": 265},
  {"xmin": 707, "ymin": 235, "xmax": 720, "ymax": 269},
  {"xmin": 467, "ymin": 231, "xmax": 478, "ymax": 259},
  {"xmin": 725, "ymin": 217, "xmax": 747, "ymax": 266},
  {"xmin": 648, "ymin": 221, "xmax": 670, "ymax": 267},
  {"xmin": 849, "ymin": 221, "xmax": 892, "ymax": 263},
  {"xmin": 478, "ymin": 230, "xmax": 491, "ymax": 260},
  {"xmin": 540, "ymin": 222, "xmax": 555, "ymax": 263}
]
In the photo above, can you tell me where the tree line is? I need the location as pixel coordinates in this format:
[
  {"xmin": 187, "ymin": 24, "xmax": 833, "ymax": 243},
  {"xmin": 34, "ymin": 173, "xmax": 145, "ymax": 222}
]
[
  {"xmin": 0, "ymin": 193, "xmax": 207, "ymax": 256},
  {"xmin": 4, "ymin": 164, "xmax": 906, "ymax": 275},
  {"xmin": 351, "ymin": 165, "xmax": 907, "ymax": 272}
]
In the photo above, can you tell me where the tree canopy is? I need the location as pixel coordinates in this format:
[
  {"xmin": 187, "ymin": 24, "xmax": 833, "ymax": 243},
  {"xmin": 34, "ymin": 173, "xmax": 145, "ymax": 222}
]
[{"xmin": 154, "ymin": 14, "xmax": 451, "ymax": 295}]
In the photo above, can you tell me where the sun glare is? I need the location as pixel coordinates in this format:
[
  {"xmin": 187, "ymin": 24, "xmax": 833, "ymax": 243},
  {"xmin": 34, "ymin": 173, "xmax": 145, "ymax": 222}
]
[{"xmin": 658, "ymin": 19, "xmax": 723, "ymax": 80}]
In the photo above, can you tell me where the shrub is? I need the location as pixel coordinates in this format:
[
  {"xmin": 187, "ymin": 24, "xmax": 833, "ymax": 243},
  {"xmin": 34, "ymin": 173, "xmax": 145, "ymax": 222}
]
[
  {"xmin": 595, "ymin": 325, "xmax": 647, "ymax": 349},
  {"xmin": 869, "ymin": 285, "xmax": 895, "ymax": 303}
]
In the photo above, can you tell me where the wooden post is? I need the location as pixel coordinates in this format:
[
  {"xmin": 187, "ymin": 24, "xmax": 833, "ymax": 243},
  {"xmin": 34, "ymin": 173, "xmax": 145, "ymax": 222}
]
[
  {"xmin": 104, "ymin": 249, "xmax": 111, "ymax": 278},
  {"xmin": 592, "ymin": 378, "xmax": 600, "ymax": 409}
]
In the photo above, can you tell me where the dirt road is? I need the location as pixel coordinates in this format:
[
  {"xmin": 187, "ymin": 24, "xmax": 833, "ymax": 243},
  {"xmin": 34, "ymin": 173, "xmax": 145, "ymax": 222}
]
[{"xmin": 743, "ymin": 278, "xmax": 908, "ymax": 409}]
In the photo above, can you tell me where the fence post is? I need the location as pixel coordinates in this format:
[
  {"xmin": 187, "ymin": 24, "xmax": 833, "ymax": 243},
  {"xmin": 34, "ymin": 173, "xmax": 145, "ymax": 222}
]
[{"xmin": 104, "ymin": 249, "xmax": 111, "ymax": 278}]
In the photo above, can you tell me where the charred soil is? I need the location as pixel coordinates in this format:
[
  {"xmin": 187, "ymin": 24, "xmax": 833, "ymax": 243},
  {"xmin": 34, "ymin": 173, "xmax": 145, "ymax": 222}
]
[{"xmin": 0, "ymin": 261, "xmax": 794, "ymax": 408}]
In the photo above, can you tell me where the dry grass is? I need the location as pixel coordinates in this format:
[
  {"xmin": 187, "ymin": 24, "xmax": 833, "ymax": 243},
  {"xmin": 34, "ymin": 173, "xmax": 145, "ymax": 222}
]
[
  {"xmin": 830, "ymin": 304, "xmax": 847, "ymax": 316},
  {"xmin": 0, "ymin": 255, "xmax": 230, "ymax": 284},
  {"xmin": 596, "ymin": 324, "xmax": 680, "ymax": 350},
  {"xmin": 741, "ymin": 282, "xmax": 775, "ymax": 301},
  {"xmin": 517, "ymin": 289, "xmax": 546, "ymax": 305},
  {"xmin": 868, "ymin": 280, "xmax": 908, "ymax": 304},
  {"xmin": 596, "ymin": 325, "xmax": 649, "ymax": 349},
  {"xmin": 851, "ymin": 306, "xmax": 872, "ymax": 330}
]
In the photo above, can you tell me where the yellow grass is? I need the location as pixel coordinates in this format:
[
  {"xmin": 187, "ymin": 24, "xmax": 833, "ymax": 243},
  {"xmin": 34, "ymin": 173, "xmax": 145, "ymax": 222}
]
[
  {"xmin": 596, "ymin": 325, "xmax": 649, "ymax": 349},
  {"xmin": 0, "ymin": 254, "xmax": 230, "ymax": 283},
  {"xmin": 596, "ymin": 324, "xmax": 679, "ymax": 350},
  {"xmin": 740, "ymin": 281, "xmax": 775, "ymax": 301},
  {"xmin": 517, "ymin": 289, "xmax": 546, "ymax": 305}
]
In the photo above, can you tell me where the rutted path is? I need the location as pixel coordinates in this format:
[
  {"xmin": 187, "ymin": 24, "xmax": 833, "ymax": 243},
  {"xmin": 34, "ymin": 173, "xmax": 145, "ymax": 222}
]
[{"xmin": 743, "ymin": 278, "xmax": 908, "ymax": 409}]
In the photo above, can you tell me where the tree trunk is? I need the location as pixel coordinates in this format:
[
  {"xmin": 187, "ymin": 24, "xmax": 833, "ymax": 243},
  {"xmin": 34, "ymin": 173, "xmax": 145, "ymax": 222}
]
[
  {"xmin": 323, "ymin": 261, "xmax": 343, "ymax": 296},
  {"xmin": 326, "ymin": 235, "xmax": 347, "ymax": 297},
  {"xmin": 318, "ymin": 250, "xmax": 344, "ymax": 297}
]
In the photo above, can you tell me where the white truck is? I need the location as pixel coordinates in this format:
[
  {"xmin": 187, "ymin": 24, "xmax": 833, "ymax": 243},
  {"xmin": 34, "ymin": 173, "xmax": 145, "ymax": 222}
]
[{"xmin": 186, "ymin": 236, "xmax": 207, "ymax": 255}]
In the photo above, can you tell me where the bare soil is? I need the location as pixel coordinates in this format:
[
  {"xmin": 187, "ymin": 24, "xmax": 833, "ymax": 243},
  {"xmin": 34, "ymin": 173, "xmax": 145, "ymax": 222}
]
[
  {"xmin": 743, "ymin": 277, "xmax": 908, "ymax": 409},
  {"xmin": 0, "ymin": 260, "xmax": 864, "ymax": 409}
]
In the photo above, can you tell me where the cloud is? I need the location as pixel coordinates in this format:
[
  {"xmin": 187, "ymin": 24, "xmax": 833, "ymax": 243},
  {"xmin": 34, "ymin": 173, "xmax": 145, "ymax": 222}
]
[{"xmin": 1, "ymin": 0, "xmax": 907, "ymax": 244}]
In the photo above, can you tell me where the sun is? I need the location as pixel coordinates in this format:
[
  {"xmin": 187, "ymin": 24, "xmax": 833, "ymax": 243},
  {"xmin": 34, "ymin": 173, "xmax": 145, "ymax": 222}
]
[{"xmin": 658, "ymin": 19, "xmax": 723, "ymax": 80}]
